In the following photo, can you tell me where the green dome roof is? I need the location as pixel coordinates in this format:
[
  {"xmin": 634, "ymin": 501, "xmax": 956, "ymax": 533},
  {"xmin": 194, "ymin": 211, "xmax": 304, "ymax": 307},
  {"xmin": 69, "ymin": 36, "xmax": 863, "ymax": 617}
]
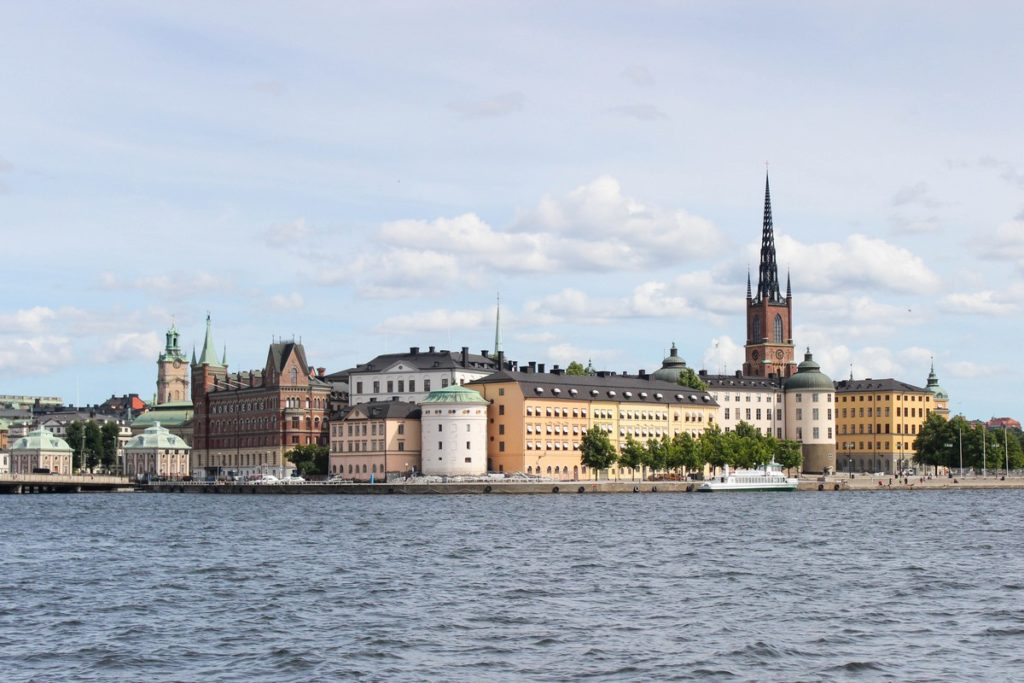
[
  {"xmin": 125, "ymin": 422, "xmax": 191, "ymax": 450},
  {"xmin": 784, "ymin": 349, "xmax": 834, "ymax": 391},
  {"xmin": 420, "ymin": 384, "xmax": 488, "ymax": 404},
  {"xmin": 651, "ymin": 343, "xmax": 688, "ymax": 383},
  {"xmin": 12, "ymin": 427, "xmax": 72, "ymax": 452}
]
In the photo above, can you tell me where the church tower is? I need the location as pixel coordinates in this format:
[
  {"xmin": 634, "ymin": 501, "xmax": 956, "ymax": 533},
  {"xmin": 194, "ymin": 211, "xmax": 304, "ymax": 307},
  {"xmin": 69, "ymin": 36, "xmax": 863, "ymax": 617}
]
[
  {"xmin": 743, "ymin": 174, "xmax": 796, "ymax": 378},
  {"xmin": 156, "ymin": 321, "xmax": 190, "ymax": 404}
]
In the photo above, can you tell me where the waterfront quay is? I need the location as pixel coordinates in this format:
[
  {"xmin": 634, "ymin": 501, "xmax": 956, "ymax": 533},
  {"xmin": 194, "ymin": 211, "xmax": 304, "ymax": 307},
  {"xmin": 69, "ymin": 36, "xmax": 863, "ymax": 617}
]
[
  {"xmin": 142, "ymin": 474, "xmax": 1024, "ymax": 495},
  {"xmin": 0, "ymin": 473, "xmax": 133, "ymax": 494}
]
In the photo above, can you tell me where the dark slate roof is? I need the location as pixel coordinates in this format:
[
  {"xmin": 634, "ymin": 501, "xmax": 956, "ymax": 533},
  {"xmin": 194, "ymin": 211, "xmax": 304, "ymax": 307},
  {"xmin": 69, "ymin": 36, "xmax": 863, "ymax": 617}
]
[
  {"xmin": 700, "ymin": 373, "xmax": 784, "ymax": 390},
  {"xmin": 264, "ymin": 342, "xmax": 330, "ymax": 387},
  {"xmin": 338, "ymin": 400, "xmax": 422, "ymax": 421},
  {"xmin": 350, "ymin": 348, "xmax": 497, "ymax": 374},
  {"xmin": 469, "ymin": 370, "xmax": 719, "ymax": 407},
  {"xmin": 834, "ymin": 378, "xmax": 928, "ymax": 394}
]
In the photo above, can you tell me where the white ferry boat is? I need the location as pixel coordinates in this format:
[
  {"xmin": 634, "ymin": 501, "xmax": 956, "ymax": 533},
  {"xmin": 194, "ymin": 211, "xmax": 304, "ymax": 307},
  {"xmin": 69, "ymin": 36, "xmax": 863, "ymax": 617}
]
[{"xmin": 698, "ymin": 462, "xmax": 798, "ymax": 492}]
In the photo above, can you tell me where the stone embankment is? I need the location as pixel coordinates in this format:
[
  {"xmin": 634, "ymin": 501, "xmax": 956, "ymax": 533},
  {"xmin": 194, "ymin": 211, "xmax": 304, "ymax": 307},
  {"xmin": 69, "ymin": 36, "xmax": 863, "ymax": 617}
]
[{"xmin": 803, "ymin": 473, "xmax": 1023, "ymax": 492}]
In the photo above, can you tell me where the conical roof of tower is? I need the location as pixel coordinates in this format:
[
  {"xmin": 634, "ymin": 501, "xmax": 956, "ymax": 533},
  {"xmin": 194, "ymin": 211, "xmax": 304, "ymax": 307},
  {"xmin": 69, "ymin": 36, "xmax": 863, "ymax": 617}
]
[
  {"xmin": 197, "ymin": 314, "xmax": 222, "ymax": 366},
  {"xmin": 756, "ymin": 174, "xmax": 783, "ymax": 304}
]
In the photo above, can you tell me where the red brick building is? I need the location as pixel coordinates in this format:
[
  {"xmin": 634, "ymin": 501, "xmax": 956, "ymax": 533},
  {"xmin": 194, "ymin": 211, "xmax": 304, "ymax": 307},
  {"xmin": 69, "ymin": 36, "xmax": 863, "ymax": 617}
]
[{"xmin": 190, "ymin": 316, "xmax": 330, "ymax": 479}]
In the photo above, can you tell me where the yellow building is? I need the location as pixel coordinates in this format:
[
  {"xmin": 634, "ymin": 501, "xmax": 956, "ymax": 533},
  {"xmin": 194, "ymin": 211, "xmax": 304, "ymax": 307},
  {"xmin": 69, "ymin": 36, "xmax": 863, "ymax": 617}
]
[
  {"xmin": 834, "ymin": 378, "xmax": 941, "ymax": 475},
  {"xmin": 466, "ymin": 370, "xmax": 718, "ymax": 479}
]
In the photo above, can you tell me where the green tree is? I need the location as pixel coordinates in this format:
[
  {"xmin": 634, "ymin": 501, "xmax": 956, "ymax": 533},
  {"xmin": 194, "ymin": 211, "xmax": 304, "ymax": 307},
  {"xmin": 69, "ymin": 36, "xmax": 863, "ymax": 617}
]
[
  {"xmin": 643, "ymin": 436, "xmax": 669, "ymax": 478},
  {"xmin": 84, "ymin": 421, "xmax": 103, "ymax": 471},
  {"xmin": 618, "ymin": 436, "xmax": 645, "ymax": 481},
  {"xmin": 775, "ymin": 440, "xmax": 803, "ymax": 475},
  {"xmin": 565, "ymin": 361, "xmax": 589, "ymax": 376},
  {"xmin": 580, "ymin": 426, "xmax": 617, "ymax": 480},
  {"xmin": 669, "ymin": 432, "xmax": 703, "ymax": 476},
  {"xmin": 913, "ymin": 412, "xmax": 951, "ymax": 474},
  {"xmin": 699, "ymin": 424, "xmax": 729, "ymax": 470},
  {"xmin": 65, "ymin": 421, "xmax": 85, "ymax": 472},
  {"xmin": 100, "ymin": 422, "xmax": 120, "ymax": 472},
  {"xmin": 285, "ymin": 444, "xmax": 329, "ymax": 477},
  {"xmin": 677, "ymin": 368, "xmax": 709, "ymax": 391}
]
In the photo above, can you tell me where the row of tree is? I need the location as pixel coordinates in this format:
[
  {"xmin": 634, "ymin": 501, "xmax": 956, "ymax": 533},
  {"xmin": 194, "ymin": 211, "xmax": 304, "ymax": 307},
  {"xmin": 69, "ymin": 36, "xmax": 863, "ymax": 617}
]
[
  {"xmin": 579, "ymin": 422, "xmax": 802, "ymax": 480},
  {"xmin": 914, "ymin": 413, "xmax": 1024, "ymax": 473},
  {"xmin": 65, "ymin": 420, "xmax": 121, "ymax": 472}
]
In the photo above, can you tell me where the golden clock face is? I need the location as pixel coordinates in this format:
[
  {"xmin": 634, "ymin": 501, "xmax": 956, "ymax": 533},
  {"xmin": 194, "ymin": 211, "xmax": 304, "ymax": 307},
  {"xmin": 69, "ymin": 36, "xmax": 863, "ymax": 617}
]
[
  {"xmin": 173, "ymin": 360, "xmax": 181, "ymax": 368},
  {"xmin": 751, "ymin": 350, "xmax": 759, "ymax": 360}
]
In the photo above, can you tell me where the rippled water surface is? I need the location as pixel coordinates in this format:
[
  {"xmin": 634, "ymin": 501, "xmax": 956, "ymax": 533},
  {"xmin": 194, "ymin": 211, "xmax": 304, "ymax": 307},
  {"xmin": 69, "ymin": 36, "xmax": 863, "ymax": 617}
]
[{"xmin": 2, "ymin": 490, "xmax": 1023, "ymax": 682}]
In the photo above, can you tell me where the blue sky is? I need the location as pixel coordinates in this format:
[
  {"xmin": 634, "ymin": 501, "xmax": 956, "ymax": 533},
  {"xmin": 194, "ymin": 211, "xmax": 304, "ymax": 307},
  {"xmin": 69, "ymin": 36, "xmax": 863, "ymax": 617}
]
[{"xmin": 2, "ymin": 2, "xmax": 1022, "ymax": 419}]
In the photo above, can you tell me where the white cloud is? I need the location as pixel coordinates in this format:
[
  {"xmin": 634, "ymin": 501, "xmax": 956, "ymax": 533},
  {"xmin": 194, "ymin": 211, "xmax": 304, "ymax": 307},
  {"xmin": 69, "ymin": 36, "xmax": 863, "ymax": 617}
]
[
  {"xmin": 891, "ymin": 182, "xmax": 941, "ymax": 208},
  {"xmin": 977, "ymin": 219, "xmax": 1024, "ymax": 268},
  {"xmin": 942, "ymin": 290, "xmax": 1018, "ymax": 316},
  {"xmin": 621, "ymin": 65, "xmax": 655, "ymax": 86},
  {"xmin": 374, "ymin": 307, "xmax": 491, "ymax": 335},
  {"xmin": 264, "ymin": 218, "xmax": 312, "ymax": 246},
  {"xmin": 701, "ymin": 335, "xmax": 744, "ymax": 375},
  {"xmin": 98, "ymin": 271, "xmax": 232, "ymax": 297},
  {"xmin": 268, "ymin": 293, "xmax": 305, "ymax": 310},
  {"xmin": 0, "ymin": 336, "xmax": 74, "ymax": 375},
  {"xmin": 607, "ymin": 104, "xmax": 668, "ymax": 121},
  {"xmin": 777, "ymin": 234, "xmax": 940, "ymax": 294},
  {"xmin": 98, "ymin": 332, "xmax": 162, "ymax": 363},
  {"xmin": 0, "ymin": 306, "xmax": 58, "ymax": 333},
  {"xmin": 448, "ymin": 92, "xmax": 525, "ymax": 118},
  {"xmin": 947, "ymin": 360, "xmax": 1002, "ymax": 379},
  {"xmin": 545, "ymin": 343, "xmax": 619, "ymax": 368},
  {"xmin": 316, "ymin": 249, "xmax": 462, "ymax": 298}
]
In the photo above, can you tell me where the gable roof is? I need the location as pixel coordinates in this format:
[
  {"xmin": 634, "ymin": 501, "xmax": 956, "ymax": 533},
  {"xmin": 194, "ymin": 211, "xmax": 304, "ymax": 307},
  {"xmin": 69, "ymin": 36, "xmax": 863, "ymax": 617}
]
[
  {"xmin": 350, "ymin": 348, "xmax": 497, "ymax": 375},
  {"xmin": 469, "ymin": 370, "xmax": 718, "ymax": 406}
]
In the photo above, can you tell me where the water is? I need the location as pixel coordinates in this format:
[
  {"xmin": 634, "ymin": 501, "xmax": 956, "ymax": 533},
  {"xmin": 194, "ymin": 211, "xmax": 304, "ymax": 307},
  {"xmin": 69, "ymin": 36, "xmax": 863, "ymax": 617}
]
[{"xmin": 1, "ymin": 490, "xmax": 1022, "ymax": 682}]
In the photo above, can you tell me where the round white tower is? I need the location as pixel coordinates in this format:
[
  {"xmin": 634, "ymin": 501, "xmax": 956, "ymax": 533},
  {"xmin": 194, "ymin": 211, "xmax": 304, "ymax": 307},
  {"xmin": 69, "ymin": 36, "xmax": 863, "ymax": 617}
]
[{"xmin": 419, "ymin": 384, "xmax": 489, "ymax": 477}]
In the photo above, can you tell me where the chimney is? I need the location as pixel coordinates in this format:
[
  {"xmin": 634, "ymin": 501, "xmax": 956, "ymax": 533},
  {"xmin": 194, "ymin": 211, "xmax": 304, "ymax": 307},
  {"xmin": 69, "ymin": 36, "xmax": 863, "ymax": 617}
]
[
  {"xmin": 638, "ymin": 369, "xmax": 647, "ymax": 378},
  {"xmin": 735, "ymin": 370, "xmax": 742, "ymax": 377},
  {"xmin": 528, "ymin": 361, "xmax": 536, "ymax": 373},
  {"xmin": 699, "ymin": 369, "xmax": 707, "ymax": 377},
  {"xmin": 429, "ymin": 346, "xmax": 436, "ymax": 353},
  {"xmin": 497, "ymin": 350, "xmax": 505, "ymax": 369},
  {"xmin": 511, "ymin": 359, "xmax": 518, "ymax": 371},
  {"xmin": 317, "ymin": 367, "xmax": 326, "ymax": 378},
  {"xmin": 410, "ymin": 347, "xmax": 419, "ymax": 355},
  {"xmin": 461, "ymin": 346, "xmax": 469, "ymax": 367},
  {"xmin": 481, "ymin": 349, "xmax": 488, "ymax": 358},
  {"xmin": 551, "ymin": 368, "xmax": 563, "ymax": 376},
  {"xmin": 538, "ymin": 363, "xmax": 545, "ymax": 373}
]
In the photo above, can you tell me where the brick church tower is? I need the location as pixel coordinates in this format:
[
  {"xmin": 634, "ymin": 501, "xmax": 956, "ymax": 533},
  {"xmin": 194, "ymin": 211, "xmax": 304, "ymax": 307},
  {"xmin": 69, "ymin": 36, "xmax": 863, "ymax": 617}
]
[
  {"xmin": 743, "ymin": 175, "xmax": 796, "ymax": 378},
  {"xmin": 190, "ymin": 314, "xmax": 227, "ymax": 461}
]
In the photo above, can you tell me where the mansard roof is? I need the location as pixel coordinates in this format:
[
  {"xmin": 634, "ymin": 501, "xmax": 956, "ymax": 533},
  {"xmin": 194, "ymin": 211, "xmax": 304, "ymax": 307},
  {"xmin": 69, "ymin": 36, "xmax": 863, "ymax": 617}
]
[
  {"xmin": 834, "ymin": 378, "xmax": 929, "ymax": 394},
  {"xmin": 337, "ymin": 400, "xmax": 422, "ymax": 421},
  {"xmin": 469, "ymin": 370, "xmax": 718, "ymax": 407},
  {"xmin": 351, "ymin": 347, "xmax": 497, "ymax": 375}
]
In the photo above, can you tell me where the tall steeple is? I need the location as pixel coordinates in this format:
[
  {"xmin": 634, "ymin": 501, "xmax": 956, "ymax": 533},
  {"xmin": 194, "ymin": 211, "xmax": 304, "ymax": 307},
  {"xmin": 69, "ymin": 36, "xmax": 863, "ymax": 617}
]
[
  {"xmin": 494, "ymin": 293, "xmax": 503, "ymax": 358},
  {"xmin": 756, "ymin": 173, "xmax": 782, "ymax": 303},
  {"xmin": 197, "ymin": 313, "xmax": 222, "ymax": 366}
]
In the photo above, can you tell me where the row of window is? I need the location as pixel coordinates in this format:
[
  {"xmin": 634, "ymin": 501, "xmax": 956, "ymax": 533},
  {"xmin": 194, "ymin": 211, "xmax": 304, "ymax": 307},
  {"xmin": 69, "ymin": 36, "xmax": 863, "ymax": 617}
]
[
  {"xmin": 839, "ymin": 423, "xmax": 920, "ymax": 435},
  {"xmin": 840, "ymin": 442, "xmax": 914, "ymax": 451},
  {"xmin": 793, "ymin": 393, "xmax": 832, "ymax": 403},
  {"xmin": 794, "ymin": 408, "xmax": 832, "ymax": 421},
  {"xmin": 723, "ymin": 408, "xmax": 785, "ymax": 421},
  {"xmin": 840, "ymin": 407, "xmax": 928, "ymax": 418},
  {"xmin": 337, "ymin": 440, "xmax": 407, "ymax": 453},
  {"xmin": 714, "ymin": 393, "xmax": 783, "ymax": 403},
  {"xmin": 357, "ymin": 377, "xmax": 455, "ymax": 394},
  {"xmin": 211, "ymin": 396, "xmax": 325, "ymax": 413},
  {"xmin": 839, "ymin": 394, "xmax": 929, "ymax": 403},
  {"xmin": 793, "ymin": 427, "xmax": 833, "ymax": 440}
]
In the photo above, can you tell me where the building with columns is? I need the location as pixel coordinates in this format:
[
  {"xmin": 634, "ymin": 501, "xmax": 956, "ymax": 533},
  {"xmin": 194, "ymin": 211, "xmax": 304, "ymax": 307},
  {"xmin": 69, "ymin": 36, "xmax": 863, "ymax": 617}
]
[
  {"xmin": 10, "ymin": 427, "xmax": 73, "ymax": 474},
  {"xmin": 123, "ymin": 422, "xmax": 191, "ymax": 479}
]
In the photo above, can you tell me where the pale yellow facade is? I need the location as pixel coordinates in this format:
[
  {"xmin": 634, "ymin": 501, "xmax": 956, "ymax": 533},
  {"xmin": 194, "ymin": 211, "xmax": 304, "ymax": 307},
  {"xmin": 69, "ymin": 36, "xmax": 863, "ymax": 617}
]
[
  {"xmin": 835, "ymin": 380, "xmax": 939, "ymax": 474},
  {"xmin": 329, "ymin": 403, "xmax": 421, "ymax": 481},
  {"xmin": 467, "ymin": 374, "xmax": 717, "ymax": 479}
]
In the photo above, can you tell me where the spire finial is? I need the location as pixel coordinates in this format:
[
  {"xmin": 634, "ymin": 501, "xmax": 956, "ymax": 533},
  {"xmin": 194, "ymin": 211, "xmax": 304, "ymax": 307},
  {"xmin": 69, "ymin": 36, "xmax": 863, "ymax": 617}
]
[
  {"xmin": 494, "ymin": 292, "xmax": 503, "ymax": 358},
  {"xmin": 786, "ymin": 268, "xmax": 792, "ymax": 298},
  {"xmin": 746, "ymin": 267, "xmax": 752, "ymax": 298}
]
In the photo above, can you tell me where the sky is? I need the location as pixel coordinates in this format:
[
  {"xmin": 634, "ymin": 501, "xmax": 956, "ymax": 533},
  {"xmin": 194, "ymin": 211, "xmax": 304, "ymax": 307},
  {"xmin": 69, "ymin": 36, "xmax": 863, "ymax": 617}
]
[{"xmin": 2, "ymin": 1, "xmax": 1023, "ymax": 419}]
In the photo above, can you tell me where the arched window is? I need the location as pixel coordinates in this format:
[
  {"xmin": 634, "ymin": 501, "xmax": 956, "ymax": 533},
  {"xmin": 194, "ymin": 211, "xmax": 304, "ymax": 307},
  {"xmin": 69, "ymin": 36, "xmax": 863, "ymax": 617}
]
[
  {"xmin": 751, "ymin": 314, "xmax": 760, "ymax": 341},
  {"xmin": 773, "ymin": 314, "xmax": 784, "ymax": 343},
  {"xmin": 290, "ymin": 368, "xmax": 298, "ymax": 385}
]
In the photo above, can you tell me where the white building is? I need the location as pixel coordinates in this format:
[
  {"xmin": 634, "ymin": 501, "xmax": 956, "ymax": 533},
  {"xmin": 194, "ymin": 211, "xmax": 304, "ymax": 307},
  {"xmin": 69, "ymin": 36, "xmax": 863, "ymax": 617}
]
[
  {"xmin": 783, "ymin": 349, "xmax": 836, "ymax": 473},
  {"xmin": 348, "ymin": 346, "xmax": 498, "ymax": 406},
  {"xmin": 123, "ymin": 422, "xmax": 191, "ymax": 479},
  {"xmin": 10, "ymin": 428, "xmax": 73, "ymax": 474},
  {"xmin": 419, "ymin": 385, "xmax": 489, "ymax": 477}
]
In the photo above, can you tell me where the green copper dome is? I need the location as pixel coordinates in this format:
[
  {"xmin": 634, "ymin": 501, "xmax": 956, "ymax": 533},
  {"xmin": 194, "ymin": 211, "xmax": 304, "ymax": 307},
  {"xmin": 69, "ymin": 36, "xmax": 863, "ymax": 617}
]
[
  {"xmin": 125, "ymin": 422, "xmax": 191, "ymax": 451},
  {"xmin": 420, "ymin": 384, "xmax": 488, "ymax": 404},
  {"xmin": 783, "ymin": 349, "xmax": 834, "ymax": 391},
  {"xmin": 12, "ymin": 427, "xmax": 73, "ymax": 452},
  {"xmin": 652, "ymin": 342, "xmax": 688, "ymax": 383}
]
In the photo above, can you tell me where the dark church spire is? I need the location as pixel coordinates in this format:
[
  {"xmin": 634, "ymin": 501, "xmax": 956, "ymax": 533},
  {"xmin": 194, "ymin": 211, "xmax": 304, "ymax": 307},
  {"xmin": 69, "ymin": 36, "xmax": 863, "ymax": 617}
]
[{"xmin": 756, "ymin": 173, "xmax": 782, "ymax": 303}]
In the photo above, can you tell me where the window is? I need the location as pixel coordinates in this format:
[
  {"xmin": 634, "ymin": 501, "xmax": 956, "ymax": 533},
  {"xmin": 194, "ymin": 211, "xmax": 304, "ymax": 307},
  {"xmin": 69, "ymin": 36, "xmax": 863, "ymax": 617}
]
[
  {"xmin": 755, "ymin": 409, "xmax": 762, "ymax": 420},
  {"xmin": 466, "ymin": 424, "xmax": 472, "ymax": 432},
  {"xmin": 812, "ymin": 393, "xmax": 819, "ymax": 403},
  {"xmin": 398, "ymin": 380, "xmax": 405, "ymax": 392},
  {"xmin": 498, "ymin": 424, "xmax": 505, "ymax": 435},
  {"xmin": 424, "ymin": 379, "xmax": 431, "ymax": 391},
  {"xmin": 813, "ymin": 427, "xmax": 820, "ymax": 439},
  {"xmin": 441, "ymin": 378, "xmax": 449, "ymax": 388},
  {"xmin": 356, "ymin": 382, "xmax": 363, "ymax": 393},
  {"xmin": 499, "ymin": 405, "xmax": 505, "ymax": 415},
  {"xmin": 796, "ymin": 409, "xmax": 803, "ymax": 420},
  {"xmin": 409, "ymin": 380, "xmax": 416, "ymax": 392},
  {"xmin": 387, "ymin": 381, "xmax": 394, "ymax": 392},
  {"xmin": 796, "ymin": 427, "xmax": 803, "ymax": 440},
  {"xmin": 398, "ymin": 441, "xmax": 404, "ymax": 451},
  {"xmin": 745, "ymin": 409, "xmax": 751, "ymax": 420},
  {"xmin": 437, "ymin": 424, "xmax": 443, "ymax": 432},
  {"xmin": 290, "ymin": 368, "xmax": 298, "ymax": 385},
  {"xmin": 773, "ymin": 314, "xmax": 783, "ymax": 343},
  {"xmin": 498, "ymin": 388, "xmax": 505, "ymax": 396},
  {"xmin": 373, "ymin": 381, "xmax": 380, "ymax": 393},
  {"xmin": 812, "ymin": 408, "xmax": 819, "ymax": 420},
  {"xmin": 499, "ymin": 441, "xmax": 505, "ymax": 452},
  {"xmin": 465, "ymin": 457, "xmax": 472, "ymax": 462},
  {"xmin": 466, "ymin": 441, "xmax": 471, "ymax": 450},
  {"xmin": 438, "ymin": 441, "xmax": 443, "ymax": 450},
  {"xmin": 751, "ymin": 314, "xmax": 760, "ymax": 341},
  {"xmin": 796, "ymin": 393, "xmax": 803, "ymax": 403},
  {"xmin": 724, "ymin": 408, "xmax": 730, "ymax": 420}
]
